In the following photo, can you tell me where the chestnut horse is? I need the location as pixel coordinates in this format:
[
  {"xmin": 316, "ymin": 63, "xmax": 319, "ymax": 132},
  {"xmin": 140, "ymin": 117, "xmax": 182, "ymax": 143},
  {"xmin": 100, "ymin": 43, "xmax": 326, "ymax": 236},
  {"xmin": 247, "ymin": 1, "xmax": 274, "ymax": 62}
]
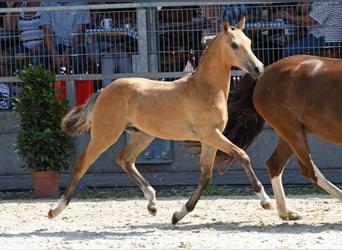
[
  {"xmin": 213, "ymin": 54, "xmax": 342, "ymax": 220},
  {"xmin": 48, "ymin": 18, "xmax": 272, "ymax": 224}
]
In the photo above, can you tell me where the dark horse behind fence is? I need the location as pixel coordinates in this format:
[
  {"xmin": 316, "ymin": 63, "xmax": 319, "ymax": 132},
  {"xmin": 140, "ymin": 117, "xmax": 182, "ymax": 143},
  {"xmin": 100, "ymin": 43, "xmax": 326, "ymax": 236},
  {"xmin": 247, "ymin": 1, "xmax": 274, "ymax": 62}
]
[
  {"xmin": 196, "ymin": 54, "xmax": 342, "ymax": 220},
  {"xmin": 48, "ymin": 18, "xmax": 272, "ymax": 225}
]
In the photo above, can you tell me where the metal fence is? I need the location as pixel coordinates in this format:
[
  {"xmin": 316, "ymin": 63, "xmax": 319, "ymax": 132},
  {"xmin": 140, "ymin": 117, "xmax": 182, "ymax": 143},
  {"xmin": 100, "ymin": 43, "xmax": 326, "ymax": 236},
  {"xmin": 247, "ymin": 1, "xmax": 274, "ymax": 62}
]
[{"xmin": 0, "ymin": 1, "xmax": 341, "ymax": 110}]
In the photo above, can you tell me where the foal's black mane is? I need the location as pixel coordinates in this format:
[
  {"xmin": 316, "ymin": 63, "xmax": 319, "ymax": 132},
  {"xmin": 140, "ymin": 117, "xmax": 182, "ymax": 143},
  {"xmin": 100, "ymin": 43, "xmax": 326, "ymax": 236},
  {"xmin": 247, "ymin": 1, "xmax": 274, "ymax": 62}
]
[{"xmin": 190, "ymin": 33, "xmax": 220, "ymax": 75}]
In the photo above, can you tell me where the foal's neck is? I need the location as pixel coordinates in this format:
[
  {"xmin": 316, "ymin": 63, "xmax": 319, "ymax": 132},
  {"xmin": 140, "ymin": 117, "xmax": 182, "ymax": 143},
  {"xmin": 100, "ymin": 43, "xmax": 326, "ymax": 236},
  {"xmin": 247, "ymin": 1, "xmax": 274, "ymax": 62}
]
[{"xmin": 194, "ymin": 38, "xmax": 232, "ymax": 96}]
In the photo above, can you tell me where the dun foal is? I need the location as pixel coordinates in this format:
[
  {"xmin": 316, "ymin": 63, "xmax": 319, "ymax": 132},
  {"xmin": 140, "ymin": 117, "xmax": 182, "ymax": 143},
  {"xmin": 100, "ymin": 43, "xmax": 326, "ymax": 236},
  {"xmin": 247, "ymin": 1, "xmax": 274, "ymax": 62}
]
[{"xmin": 48, "ymin": 18, "xmax": 271, "ymax": 224}]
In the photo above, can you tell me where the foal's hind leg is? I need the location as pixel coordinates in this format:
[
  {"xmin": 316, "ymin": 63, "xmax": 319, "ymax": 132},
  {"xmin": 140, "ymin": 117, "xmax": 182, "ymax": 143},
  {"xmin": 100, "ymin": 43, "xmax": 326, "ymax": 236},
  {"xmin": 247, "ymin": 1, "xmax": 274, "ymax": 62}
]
[
  {"xmin": 116, "ymin": 130, "xmax": 157, "ymax": 215},
  {"xmin": 49, "ymin": 123, "xmax": 125, "ymax": 219},
  {"xmin": 172, "ymin": 144, "xmax": 216, "ymax": 224},
  {"xmin": 48, "ymin": 136, "xmax": 118, "ymax": 218}
]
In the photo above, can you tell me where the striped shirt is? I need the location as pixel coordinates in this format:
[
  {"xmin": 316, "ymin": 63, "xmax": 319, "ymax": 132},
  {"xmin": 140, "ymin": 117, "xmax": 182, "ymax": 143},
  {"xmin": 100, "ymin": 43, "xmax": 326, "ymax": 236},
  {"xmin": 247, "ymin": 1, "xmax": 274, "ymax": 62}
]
[
  {"xmin": 18, "ymin": 2, "xmax": 44, "ymax": 49},
  {"xmin": 309, "ymin": 2, "xmax": 342, "ymax": 43}
]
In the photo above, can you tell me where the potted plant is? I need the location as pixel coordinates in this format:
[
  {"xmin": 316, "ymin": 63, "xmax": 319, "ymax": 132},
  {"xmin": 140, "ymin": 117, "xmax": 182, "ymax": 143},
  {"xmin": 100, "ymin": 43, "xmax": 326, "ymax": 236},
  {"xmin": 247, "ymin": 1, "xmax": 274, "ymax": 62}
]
[{"xmin": 14, "ymin": 64, "xmax": 74, "ymax": 198}]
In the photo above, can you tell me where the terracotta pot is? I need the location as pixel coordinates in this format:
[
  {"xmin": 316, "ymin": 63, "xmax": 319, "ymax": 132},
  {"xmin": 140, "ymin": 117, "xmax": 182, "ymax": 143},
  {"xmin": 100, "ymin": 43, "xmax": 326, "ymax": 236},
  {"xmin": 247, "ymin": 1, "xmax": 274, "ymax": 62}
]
[{"xmin": 31, "ymin": 171, "xmax": 60, "ymax": 198}]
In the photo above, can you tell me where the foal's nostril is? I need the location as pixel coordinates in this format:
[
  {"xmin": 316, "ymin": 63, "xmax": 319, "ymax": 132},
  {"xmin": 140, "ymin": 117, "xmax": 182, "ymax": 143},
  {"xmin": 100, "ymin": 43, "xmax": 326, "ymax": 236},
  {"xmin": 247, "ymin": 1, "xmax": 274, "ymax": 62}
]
[
  {"xmin": 251, "ymin": 64, "xmax": 264, "ymax": 79},
  {"xmin": 255, "ymin": 64, "xmax": 264, "ymax": 74}
]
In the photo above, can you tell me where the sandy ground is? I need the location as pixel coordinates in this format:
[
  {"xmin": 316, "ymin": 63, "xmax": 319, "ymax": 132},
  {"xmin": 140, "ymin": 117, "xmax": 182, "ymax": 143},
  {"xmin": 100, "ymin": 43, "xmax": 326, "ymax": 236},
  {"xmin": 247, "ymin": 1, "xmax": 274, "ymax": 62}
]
[{"xmin": 1, "ymin": 195, "xmax": 342, "ymax": 249}]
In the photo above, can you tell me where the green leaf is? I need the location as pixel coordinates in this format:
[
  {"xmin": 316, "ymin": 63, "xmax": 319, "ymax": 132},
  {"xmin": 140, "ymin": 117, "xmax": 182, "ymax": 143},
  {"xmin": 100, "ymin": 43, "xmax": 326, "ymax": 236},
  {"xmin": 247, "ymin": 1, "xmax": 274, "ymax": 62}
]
[{"xmin": 14, "ymin": 65, "xmax": 74, "ymax": 171}]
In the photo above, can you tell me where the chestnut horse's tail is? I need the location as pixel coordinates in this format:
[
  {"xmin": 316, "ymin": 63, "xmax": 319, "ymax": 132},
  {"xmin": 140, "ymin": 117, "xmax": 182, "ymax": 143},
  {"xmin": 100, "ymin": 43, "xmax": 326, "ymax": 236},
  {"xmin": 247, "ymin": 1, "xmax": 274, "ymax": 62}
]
[
  {"xmin": 183, "ymin": 73, "xmax": 265, "ymax": 166},
  {"xmin": 215, "ymin": 73, "xmax": 265, "ymax": 166},
  {"xmin": 61, "ymin": 91, "xmax": 102, "ymax": 136}
]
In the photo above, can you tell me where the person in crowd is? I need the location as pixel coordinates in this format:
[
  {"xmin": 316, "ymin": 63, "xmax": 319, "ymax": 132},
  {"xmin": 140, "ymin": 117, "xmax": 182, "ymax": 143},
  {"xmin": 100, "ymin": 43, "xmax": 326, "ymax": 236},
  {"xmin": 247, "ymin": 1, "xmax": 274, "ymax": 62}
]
[
  {"xmin": 0, "ymin": 2, "xmax": 10, "ymax": 109},
  {"xmin": 39, "ymin": 1, "xmax": 90, "ymax": 74},
  {"xmin": 86, "ymin": 2, "xmax": 133, "ymax": 87},
  {"xmin": 1, "ymin": 2, "xmax": 43, "ymax": 104},
  {"xmin": 279, "ymin": 2, "xmax": 342, "ymax": 57},
  {"xmin": 3, "ymin": 2, "xmax": 44, "ymax": 70},
  {"xmin": 0, "ymin": 2, "xmax": 13, "ymax": 77}
]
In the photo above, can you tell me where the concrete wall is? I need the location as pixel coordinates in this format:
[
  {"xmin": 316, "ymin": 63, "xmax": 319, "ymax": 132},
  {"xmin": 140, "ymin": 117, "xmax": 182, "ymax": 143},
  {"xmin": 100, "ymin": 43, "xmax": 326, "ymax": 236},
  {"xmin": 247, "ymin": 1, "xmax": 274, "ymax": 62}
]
[
  {"xmin": 0, "ymin": 112, "xmax": 23, "ymax": 174},
  {"xmin": 1, "ymin": 111, "xmax": 341, "ymax": 191}
]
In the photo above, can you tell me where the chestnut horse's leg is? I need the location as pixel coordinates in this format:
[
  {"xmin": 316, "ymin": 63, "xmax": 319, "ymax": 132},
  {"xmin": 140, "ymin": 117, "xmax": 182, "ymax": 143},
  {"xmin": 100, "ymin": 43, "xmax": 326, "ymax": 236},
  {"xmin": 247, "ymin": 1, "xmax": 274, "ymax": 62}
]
[
  {"xmin": 266, "ymin": 138, "xmax": 301, "ymax": 220},
  {"xmin": 116, "ymin": 130, "xmax": 157, "ymax": 215},
  {"xmin": 310, "ymin": 162, "xmax": 342, "ymax": 201},
  {"xmin": 270, "ymin": 126, "xmax": 342, "ymax": 220},
  {"xmin": 292, "ymin": 142, "xmax": 342, "ymax": 203},
  {"xmin": 172, "ymin": 143, "xmax": 217, "ymax": 224}
]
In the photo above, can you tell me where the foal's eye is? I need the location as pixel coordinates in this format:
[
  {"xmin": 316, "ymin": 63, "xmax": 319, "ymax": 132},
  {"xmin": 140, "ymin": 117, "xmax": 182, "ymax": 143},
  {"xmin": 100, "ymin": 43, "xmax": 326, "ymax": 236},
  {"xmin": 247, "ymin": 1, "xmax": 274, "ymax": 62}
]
[{"xmin": 231, "ymin": 42, "xmax": 238, "ymax": 49}]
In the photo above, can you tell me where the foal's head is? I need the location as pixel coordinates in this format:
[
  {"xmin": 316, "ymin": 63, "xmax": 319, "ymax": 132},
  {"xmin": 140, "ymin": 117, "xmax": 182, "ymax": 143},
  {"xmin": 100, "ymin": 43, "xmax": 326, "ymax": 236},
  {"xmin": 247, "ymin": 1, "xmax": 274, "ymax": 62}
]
[{"xmin": 220, "ymin": 18, "xmax": 264, "ymax": 78}]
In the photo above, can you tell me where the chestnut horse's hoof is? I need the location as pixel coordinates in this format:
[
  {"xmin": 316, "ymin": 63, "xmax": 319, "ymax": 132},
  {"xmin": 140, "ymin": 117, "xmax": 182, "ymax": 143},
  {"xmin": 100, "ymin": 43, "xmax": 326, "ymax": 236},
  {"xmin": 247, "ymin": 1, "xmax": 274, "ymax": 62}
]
[
  {"xmin": 48, "ymin": 209, "xmax": 55, "ymax": 219},
  {"xmin": 172, "ymin": 212, "xmax": 179, "ymax": 225},
  {"xmin": 147, "ymin": 204, "xmax": 157, "ymax": 216},
  {"xmin": 279, "ymin": 211, "xmax": 304, "ymax": 220},
  {"xmin": 261, "ymin": 201, "xmax": 273, "ymax": 210}
]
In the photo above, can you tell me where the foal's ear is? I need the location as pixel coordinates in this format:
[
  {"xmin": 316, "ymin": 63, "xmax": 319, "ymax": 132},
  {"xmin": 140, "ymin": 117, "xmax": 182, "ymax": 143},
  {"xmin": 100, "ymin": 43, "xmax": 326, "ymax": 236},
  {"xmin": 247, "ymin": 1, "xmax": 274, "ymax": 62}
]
[
  {"xmin": 236, "ymin": 16, "xmax": 246, "ymax": 30},
  {"xmin": 222, "ymin": 20, "xmax": 230, "ymax": 32}
]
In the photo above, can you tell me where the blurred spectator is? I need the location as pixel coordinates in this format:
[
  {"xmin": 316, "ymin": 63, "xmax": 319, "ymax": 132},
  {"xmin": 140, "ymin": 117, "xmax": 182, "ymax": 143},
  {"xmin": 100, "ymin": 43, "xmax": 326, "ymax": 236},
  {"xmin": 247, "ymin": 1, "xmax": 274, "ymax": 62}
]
[
  {"xmin": 220, "ymin": 4, "xmax": 248, "ymax": 26},
  {"xmin": 0, "ymin": 2, "xmax": 12, "ymax": 109},
  {"xmin": 86, "ymin": 2, "xmax": 133, "ymax": 87},
  {"xmin": 3, "ymin": 2, "xmax": 45, "ymax": 70},
  {"xmin": 0, "ymin": 2, "xmax": 6, "ymax": 27},
  {"xmin": 40, "ymin": 2, "xmax": 90, "ymax": 74},
  {"xmin": 280, "ymin": 2, "xmax": 342, "ymax": 57},
  {"xmin": 0, "ymin": 2, "xmax": 12, "ymax": 77},
  {"xmin": 220, "ymin": 3, "xmax": 265, "ymax": 26}
]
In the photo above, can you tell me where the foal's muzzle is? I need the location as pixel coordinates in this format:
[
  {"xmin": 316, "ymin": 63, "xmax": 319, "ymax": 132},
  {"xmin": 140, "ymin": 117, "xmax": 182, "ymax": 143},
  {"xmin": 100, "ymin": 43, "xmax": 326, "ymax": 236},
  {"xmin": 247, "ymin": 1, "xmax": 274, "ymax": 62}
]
[{"xmin": 248, "ymin": 63, "xmax": 264, "ymax": 79}]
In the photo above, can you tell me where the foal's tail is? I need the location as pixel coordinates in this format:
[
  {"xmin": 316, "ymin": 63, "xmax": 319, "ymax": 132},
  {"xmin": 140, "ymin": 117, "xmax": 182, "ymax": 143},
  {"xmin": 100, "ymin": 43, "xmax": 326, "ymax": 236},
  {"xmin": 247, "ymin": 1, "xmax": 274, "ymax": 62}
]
[
  {"xmin": 183, "ymin": 73, "xmax": 265, "ymax": 166},
  {"xmin": 61, "ymin": 90, "xmax": 102, "ymax": 136}
]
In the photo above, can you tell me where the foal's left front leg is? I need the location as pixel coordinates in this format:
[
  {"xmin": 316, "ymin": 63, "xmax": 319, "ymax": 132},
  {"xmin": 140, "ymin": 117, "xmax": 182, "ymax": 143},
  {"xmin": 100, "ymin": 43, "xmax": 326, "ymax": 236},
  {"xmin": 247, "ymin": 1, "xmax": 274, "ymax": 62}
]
[
  {"xmin": 204, "ymin": 129, "xmax": 272, "ymax": 209},
  {"xmin": 172, "ymin": 144, "xmax": 216, "ymax": 224}
]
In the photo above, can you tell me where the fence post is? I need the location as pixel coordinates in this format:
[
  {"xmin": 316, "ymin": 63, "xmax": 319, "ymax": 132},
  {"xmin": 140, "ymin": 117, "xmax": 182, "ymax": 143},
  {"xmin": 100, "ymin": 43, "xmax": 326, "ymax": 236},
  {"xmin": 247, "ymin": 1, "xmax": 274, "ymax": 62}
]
[{"xmin": 135, "ymin": 7, "xmax": 149, "ymax": 73}]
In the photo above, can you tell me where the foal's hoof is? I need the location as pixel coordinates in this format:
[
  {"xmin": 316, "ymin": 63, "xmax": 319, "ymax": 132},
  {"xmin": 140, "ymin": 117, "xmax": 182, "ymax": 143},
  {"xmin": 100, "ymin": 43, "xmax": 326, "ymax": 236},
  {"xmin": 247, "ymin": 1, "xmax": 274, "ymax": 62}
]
[
  {"xmin": 261, "ymin": 201, "xmax": 273, "ymax": 210},
  {"xmin": 147, "ymin": 204, "xmax": 157, "ymax": 216},
  {"xmin": 172, "ymin": 212, "xmax": 179, "ymax": 225}
]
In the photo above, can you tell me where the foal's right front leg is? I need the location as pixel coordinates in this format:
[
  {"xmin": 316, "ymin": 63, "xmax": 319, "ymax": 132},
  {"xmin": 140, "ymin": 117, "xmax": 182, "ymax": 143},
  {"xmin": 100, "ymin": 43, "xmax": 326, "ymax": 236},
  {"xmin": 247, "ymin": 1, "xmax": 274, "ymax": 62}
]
[{"xmin": 172, "ymin": 144, "xmax": 216, "ymax": 224}]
